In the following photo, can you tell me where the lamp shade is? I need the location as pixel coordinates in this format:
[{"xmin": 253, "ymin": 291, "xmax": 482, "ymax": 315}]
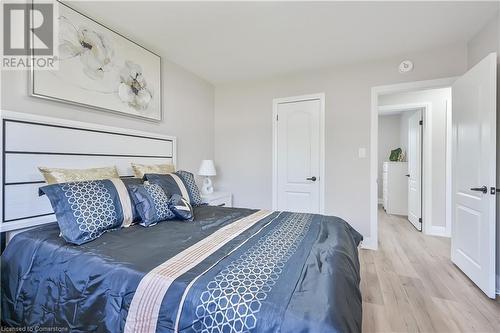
[{"xmin": 198, "ymin": 160, "xmax": 216, "ymax": 176}]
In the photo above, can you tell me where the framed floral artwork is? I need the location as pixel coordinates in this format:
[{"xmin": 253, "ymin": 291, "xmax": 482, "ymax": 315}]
[{"xmin": 30, "ymin": 1, "xmax": 162, "ymax": 121}]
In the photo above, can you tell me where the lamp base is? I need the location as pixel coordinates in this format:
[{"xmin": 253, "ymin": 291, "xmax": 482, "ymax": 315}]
[{"xmin": 202, "ymin": 177, "xmax": 214, "ymax": 194}]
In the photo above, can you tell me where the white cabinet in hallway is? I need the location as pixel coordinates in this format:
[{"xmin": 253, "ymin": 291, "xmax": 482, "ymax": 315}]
[{"xmin": 382, "ymin": 162, "xmax": 408, "ymax": 215}]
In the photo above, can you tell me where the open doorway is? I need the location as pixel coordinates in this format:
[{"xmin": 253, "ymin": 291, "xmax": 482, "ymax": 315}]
[
  {"xmin": 368, "ymin": 77, "xmax": 455, "ymax": 252},
  {"xmin": 378, "ymin": 106, "xmax": 424, "ymax": 231},
  {"xmin": 376, "ymin": 87, "xmax": 452, "ymax": 236}
]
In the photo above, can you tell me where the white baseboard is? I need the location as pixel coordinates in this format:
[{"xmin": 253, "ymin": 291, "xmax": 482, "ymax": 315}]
[
  {"xmin": 426, "ymin": 225, "xmax": 450, "ymax": 238},
  {"xmin": 360, "ymin": 236, "xmax": 378, "ymax": 250},
  {"xmin": 497, "ymin": 274, "xmax": 500, "ymax": 296},
  {"xmin": 378, "ymin": 198, "xmax": 383, "ymax": 205}
]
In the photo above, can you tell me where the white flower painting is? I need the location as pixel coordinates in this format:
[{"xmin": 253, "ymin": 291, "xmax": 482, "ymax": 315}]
[
  {"xmin": 118, "ymin": 61, "xmax": 153, "ymax": 110},
  {"xmin": 59, "ymin": 16, "xmax": 115, "ymax": 80},
  {"xmin": 31, "ymin": 2, "xmax": 161, "ymax": 121}
]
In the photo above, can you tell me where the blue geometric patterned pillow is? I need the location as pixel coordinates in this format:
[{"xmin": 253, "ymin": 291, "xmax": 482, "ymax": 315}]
[
  {"xmin": 169, "ymin": 194, "xmax": 194, "ymax": 221},
  {"xmin": 144, "ymin": 170, "xmax": 203, "ymax": 206},
  {"xmin": 39, "ymin": 179, "xmax": 136, "ymax": 245},
  {"xmin": 128, "ymin": 183, "xmax": 175, "ymax": 227}
]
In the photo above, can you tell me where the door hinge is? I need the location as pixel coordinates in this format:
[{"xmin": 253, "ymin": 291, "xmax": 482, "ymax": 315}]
[
  {"xmin": 276, "ymin": 114, "xmax": 279, "ymax": 121},
  {"xmin": 419, "ymin": 120, "xmax": 423, "ymax": 125},
  {"xmin": 419, "ymin": 217, "xmax": 422, "ymax": 223}
]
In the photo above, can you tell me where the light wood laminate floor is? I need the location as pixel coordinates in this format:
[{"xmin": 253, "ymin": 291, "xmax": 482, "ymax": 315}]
[{"xmin": 360, "ymin": 208, "xmax": 500, "ymax": 332}]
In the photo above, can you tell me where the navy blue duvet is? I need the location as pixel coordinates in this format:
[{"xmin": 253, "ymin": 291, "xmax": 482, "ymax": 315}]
[{"xmin": 1, "ymin": 206, "xmax": 362, "ymax": 332}]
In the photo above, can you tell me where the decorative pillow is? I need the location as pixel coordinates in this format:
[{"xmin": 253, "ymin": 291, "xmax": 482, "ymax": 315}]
[
  {"xmin": 144, "ymin": 170, "xmax": 203, "ymax": 206},
  {"xmin": 120, "ymin": 177, "xmax": 144, "ymax": 224},
  {"xmin": 38, "ymin": 166, "xmax": 119, "ymax": 184},
  {"xmin": 39, "ymin": 179, "xmax": 135, "ymax": 245},
  {"xmin": 128, "ymin": 183, "xmax": 175, "ymax": 227},
  {"xmin": 169, "ymin": 194, "xmax": 194, "ymax": 221},
  {"xmin": 131, "ymin": 163, "xmax": 175, "ymax": 179}
]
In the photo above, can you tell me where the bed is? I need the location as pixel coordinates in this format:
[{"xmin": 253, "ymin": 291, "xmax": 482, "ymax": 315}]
[
  {"xmin": 1, "ymin": 205, "xmax": 361, "ymax": 332},
  {"xmin": 0, "ymin": 111, "xmax": 362, "ymax": 332}
]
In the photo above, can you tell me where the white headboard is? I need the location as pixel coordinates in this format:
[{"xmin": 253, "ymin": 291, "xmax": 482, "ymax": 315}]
[{"xmin": 0, "ymin": 110, "xmax": 176, "ymax": 240}]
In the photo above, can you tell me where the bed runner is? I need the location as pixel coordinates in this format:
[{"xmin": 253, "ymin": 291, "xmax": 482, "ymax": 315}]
[{"xmin": 124, "ymin": 210, "xmax": 273, "ymax": 333}]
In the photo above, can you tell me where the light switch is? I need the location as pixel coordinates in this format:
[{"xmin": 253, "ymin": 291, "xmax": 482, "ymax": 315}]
[{"xmin": 358, "ymin": 147, "xmax": 367, "ymax": 158}]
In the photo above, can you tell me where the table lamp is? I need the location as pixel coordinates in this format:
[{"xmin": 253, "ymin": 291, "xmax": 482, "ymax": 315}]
[{"xmin": 198, "ymin": 160, "xmax": 216, "ymax": 194}]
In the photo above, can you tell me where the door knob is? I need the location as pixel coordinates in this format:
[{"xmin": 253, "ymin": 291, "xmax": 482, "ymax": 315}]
[
  {"xmin": 470, "ymin": 186, "xmax": 488, "ymax": 194},
  {"xmin": 306, "ymin": 176, "xmax": 317, "ymax": 181}
]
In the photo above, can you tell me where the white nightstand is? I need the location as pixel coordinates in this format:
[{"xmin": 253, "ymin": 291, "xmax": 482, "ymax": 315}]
[{"xmin": 201, "ymin": 192, "xmax": 232, "ymax": 207}]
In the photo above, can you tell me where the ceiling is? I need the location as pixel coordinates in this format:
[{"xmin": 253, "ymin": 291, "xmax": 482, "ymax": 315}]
[{"xmin": 71, "ymin": 1, "xmax": 499, "ymax": 84}]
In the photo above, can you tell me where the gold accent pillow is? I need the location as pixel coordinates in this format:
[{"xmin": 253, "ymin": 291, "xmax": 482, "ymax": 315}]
[
  {"xmin": 38, "ymin": 166, "xmax": 120, "ymax": 184},
  {"xmin": 131, "ymin": 163, "xmax": 175, "ymax": 179}
]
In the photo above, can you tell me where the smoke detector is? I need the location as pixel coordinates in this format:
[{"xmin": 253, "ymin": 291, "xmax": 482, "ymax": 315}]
[{"xmin": 399, "ymin": 60, "xmax": 414, "ymax": 73}]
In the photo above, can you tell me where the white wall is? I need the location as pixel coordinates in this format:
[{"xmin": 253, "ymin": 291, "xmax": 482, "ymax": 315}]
[
  {"xmin": 399, "ymin": 110, "xmax": 417, "ymax": 154},
  {"xmin": 377, "ymin": 114, "xmax": 402, "ymax": 199},
  {"xmin": 214, "ymin": 43, "xmax": 467, "ymax": 240},
  {"xmin": 466, "ymin": 10, "xmax": 500, "ymax": 293},
  {"xmin": 0, "ymin": 60, "xmax": 215, "ymax": 175},
  {"xmin": 379, "ymin": 88, "xmax": 451, "ymax": 232}
]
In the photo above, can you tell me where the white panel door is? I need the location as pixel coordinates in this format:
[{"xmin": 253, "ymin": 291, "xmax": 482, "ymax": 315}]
[
  {"xmin": 276, "ymin": 99, "xmax": 320, "ymax": 213},
  {"xmin": 452, "ymin": 53, "xmax": 496, "ymax": 298},
  {"xmin": 407, "ymin": 109, "xmax": 422, "ymax": 231}
]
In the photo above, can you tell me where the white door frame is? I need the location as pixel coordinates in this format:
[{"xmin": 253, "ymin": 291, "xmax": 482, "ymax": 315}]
[
  {"xmin": 272, "ymin": 93, "xmax": 326, "ymax": 214},
  {"xmin": 369, "ymin": 77, "xmax": 456, "ymax": 250}
]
